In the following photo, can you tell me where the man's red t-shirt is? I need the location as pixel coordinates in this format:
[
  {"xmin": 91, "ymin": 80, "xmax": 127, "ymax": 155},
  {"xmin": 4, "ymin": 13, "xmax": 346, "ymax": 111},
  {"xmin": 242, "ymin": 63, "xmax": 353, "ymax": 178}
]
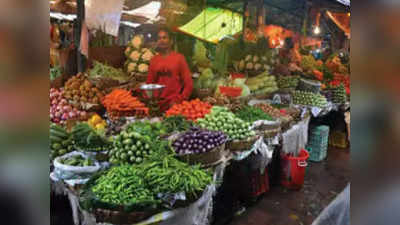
[{"xmin": 146, "ymin": 51, "xmax": 193, "ymax": 110}]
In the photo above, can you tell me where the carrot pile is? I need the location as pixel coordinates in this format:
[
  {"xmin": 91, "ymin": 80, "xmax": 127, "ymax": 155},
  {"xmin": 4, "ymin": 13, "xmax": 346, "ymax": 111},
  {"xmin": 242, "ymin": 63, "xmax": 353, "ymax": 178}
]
[
  {"xmin": 165, "ymin": 99, "xmax": 212, "ymax": 121},
  {"xmin": 102, "ymin": 89, "xmax": 149, "ymax": 118}
]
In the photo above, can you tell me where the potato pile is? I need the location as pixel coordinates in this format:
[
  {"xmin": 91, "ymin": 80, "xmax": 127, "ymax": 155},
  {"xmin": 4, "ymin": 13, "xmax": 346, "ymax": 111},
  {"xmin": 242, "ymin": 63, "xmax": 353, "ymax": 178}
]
[{"xmin": 63, "ymin": 73, "xmax": 104, "ymax": 105}]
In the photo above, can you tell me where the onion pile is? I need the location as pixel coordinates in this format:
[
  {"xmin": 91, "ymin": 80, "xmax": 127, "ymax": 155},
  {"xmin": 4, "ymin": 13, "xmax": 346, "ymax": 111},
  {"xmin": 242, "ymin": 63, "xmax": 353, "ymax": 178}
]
[
  {"xmin": 173, "ymin": 128, "xmax": 227, "ymax": 155},
  {"xmin": 50, "ymin": 88, "xmax": 88, "ymax": 124}
]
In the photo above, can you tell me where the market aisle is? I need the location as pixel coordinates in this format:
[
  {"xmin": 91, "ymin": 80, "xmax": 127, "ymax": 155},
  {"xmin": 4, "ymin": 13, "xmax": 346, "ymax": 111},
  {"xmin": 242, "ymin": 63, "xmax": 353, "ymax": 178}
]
[{"xmin": 227, "ymin": 147, "xmax": 350, "ymax": 225}]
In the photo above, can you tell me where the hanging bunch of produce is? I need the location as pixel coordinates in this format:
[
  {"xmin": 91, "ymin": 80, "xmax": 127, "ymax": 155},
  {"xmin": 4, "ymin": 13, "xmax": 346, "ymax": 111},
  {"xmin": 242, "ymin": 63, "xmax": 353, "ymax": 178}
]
[
  {"xmin": 102, "ymin": 89, "xmax": 149, "ymax": 119},
  {"xmin": 292, "ymin": 91, "xmax": 328, "ymax": 108},
  {"xmin": 235, "ymin": 54, "xmax": 272, "ymax": 74},
  {"xmin": 50, "ymin": 88, "xmax": 89, "ymax": 124},
  {"xmin": 172, "ymin": 128, "xmax": 227, "ymax": 155},
  {"xmin": 165, "ymin": 99, "xmax": 212, "ymax": 121},
  {"xmin": 196, "ymin": 106, "xmax": 256, "ymax": 141},
  {"xmin": 277, "ymin": 76, "xmax": 300, "ymax": 89},
  {"xmin": 245, "ymin": 71, "xmax": 278, "ymax": 94},
  {"xmin": 63, "ymin": 74, "xmax": 105, "ymax": 108},
  {"xmin": 235, "ymin": 106, "xmax": 275, "ymax": 123},
  {"xmin": 333, "ymin": 84, "xmax": 347, "ymax": 104},
  {"xmin": 89, "ymin": 61, "xmax": 130, "ymax": 83},
  {"xmin": 71, "ymin": 123, "xmax": 111, "ymax": 152},
  {"xmin": 124, "ymin": 35, "xmax": 155, "ymax": 80},
  {"xmin": 50, "ymin": 123, "xmax": 74, "ymax": 160}
]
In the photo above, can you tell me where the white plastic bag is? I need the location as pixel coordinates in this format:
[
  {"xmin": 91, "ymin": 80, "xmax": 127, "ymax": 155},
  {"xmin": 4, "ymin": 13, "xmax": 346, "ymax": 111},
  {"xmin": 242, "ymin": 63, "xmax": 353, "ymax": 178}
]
[{"xmin": 53, "ymin": 151, "xmax": 101, "ymax": 180}]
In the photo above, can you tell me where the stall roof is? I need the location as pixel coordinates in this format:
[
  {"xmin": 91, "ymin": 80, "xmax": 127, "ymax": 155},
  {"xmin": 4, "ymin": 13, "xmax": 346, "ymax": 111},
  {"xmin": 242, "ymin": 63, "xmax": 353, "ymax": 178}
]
[{"xmin": 177, "ymin": 7, "xmax": 243, "ymax": 44}]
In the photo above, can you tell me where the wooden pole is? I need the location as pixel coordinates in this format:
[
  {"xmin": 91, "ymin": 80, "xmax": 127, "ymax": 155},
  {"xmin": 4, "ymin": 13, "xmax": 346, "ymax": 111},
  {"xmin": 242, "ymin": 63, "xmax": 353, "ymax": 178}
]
[{"xmin": 76, "ymin": 0, "xmax": 86, "ymax": 73}]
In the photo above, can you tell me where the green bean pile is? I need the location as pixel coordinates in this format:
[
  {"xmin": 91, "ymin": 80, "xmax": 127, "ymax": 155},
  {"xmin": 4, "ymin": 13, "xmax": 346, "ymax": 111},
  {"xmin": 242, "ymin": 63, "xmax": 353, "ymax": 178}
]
[{"xmin": 92, "ymin": 165, "xmax": 158, "ymax": 205}]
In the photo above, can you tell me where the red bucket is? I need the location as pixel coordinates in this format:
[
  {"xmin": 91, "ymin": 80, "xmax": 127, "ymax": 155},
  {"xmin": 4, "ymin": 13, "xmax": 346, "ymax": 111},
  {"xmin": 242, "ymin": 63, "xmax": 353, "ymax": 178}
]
[{"xmin": 280, "ymin": 149, "xmax": 309, "ymax": 190}]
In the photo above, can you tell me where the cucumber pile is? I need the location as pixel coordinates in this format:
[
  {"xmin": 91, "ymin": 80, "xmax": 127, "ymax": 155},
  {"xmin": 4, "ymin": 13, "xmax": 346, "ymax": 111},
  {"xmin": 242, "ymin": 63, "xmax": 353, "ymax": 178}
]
[
  {"xmin": 293, "ymin": 91, "xmax": 328, "ymax": 108},
  {"xmin": 72, "ymin": 123, "xmax": 111, "ymax": 152},
  {"xmin": 109, "ymin": 130, "xmax": 153, "ymax": 165},
  {"xmin": 50, "ymin": 123, "xmax": 74, "ymax": 159},
  {"xmin": 59, "ymin": 155, "xmax": 94, "ymax": 167},
  {"xmin": 197, "ymin": 106, "xmax": 256, "ymax": 140}
]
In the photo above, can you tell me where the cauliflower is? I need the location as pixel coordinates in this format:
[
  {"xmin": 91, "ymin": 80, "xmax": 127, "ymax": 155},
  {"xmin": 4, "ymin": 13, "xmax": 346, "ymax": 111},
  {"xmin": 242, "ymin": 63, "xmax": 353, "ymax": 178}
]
[
  {"xmin": 253, "ymin": 55, "xmax": 259, "ymax": 63},
  {"xmin": 239, "ymin": 60, "xmax": 245, "ymax": 71},
  {"xmin": 129, "ymin": 50, "xmax": 141, "ymax": 61},
  {"xmin": 264, "ymin": 65, "xmax": 271, "ymax": 72},
  {"xmin": 254, "ymin": 63, "xmax": 262, "ymax": 71},
  {"xmin": 141, "ymin": 50, "xmax": 154, "ymax": 62},
  {"xmin": 245, "ymin": 55, "xmax": 252, "ymax": 62},
  {"xmin": 261, "ymin": 56, "xmax": 267, "ymax": 62},
  {"xmin": 246, "ymin": 62, "xmax": 254, "ymax": 70},
  {"xmin": 141, "ymin": 48, "xmax": 149, "ymax": 53},
  {"xmin": 127, "ymin": 62, "xmax": 137, "ymax": 73},
  {"xmin": 124, "ymin": 47, "xmax": 131, "ymax": 57},
  {"xmin": 138, "ymin": 63, "xmax": 149, "ymax": 73},
  {"xmin": 131, "ymin": 35, "xmax": 143, "ymax": 49}
]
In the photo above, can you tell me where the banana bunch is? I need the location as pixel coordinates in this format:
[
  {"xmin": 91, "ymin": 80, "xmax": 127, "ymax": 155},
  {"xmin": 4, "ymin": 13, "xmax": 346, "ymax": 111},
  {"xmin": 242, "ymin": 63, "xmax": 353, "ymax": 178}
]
[{"xmin": 50, "ymin": 123, "xmax": 74, "ymax": 160}]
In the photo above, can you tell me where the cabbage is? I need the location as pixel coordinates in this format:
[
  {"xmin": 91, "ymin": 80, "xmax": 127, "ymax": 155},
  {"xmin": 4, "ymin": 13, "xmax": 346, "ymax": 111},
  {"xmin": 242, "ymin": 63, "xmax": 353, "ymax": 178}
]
[
  {"xmin": 246, "ymin": 62, "xmax": 254, "ymax": 70},
  {"xmin": 131, "ymin": 35, "xmax": 143, "ymax": 49},
  {"xmin": 138, "ymin": 63, "xmax": 149, "ymax": 73},
  {"xmin": 130, "ymin": 51, "xmax": 141, "ymax": 61},
  {"xmin": 127, "ymin": 63, "xmax": 137, "ymax": 73},
  {"xmin": 233, "ymin": 78, "xmax": 250, "ymax": 97},
  {"xmin": 141, "ymin": 50, "xmax": 154, "ymax": 61},
  {"xmin": 124, "ymin": 47, "xmax": 131, "ymax": 57}
]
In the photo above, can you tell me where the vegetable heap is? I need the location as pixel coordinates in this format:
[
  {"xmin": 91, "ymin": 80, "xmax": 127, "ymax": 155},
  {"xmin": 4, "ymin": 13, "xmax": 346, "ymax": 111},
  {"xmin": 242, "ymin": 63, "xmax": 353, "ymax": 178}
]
[
  {"xmin": 63, "ymin": 73, "xmax": 104, "ymax": 106},
  {"xmin": 88, "ymin": 114, "xmax": 107, "ymax": 131},
  {"xmin": 109, "ymin": 124, "xmax": 155, "ymax": 164},
  {"xmin": 173, "ymin": 128, "xmax": 227, "ymax": 155},
  {"xmin": 293, "ymin": 91, "xmax": 328, "ymax": 108},
  {"xmin": 92, "ymin": 165, "xmax": 159, "ymax": 206},
  {"xmin": 333, "ymin": 84, "xmax": 347, "ymax": 104},
  {"xmin": 197, "ymin": 106, "xmax": 256, "ymax": 140},
  {"xmin": 91, "ymin": 153, "xmax": 213, "ymax": 207},
  {"xmin": 235, "ymin": 54, "xmax": 272, "ymax": 73},
  {"xmin": 124, "ymin": 35, "xmax": 155, "ymax": 75},
  {"xmin": 165, "ymin": 99, "xmax": 212, "ymax": 121},
  {"xmin": 102, "ymin": 89, "xmax": 149, "ymax": 119},
  {"xmin": 245, "ymin": 71, "xmax": 278, "ymax": 94},
  {"xmin": 162, "ymin": 116, "xmax": 192, "ymax": 134},
  {"xmin": 50, "ymin": 123, "xmax": 74, "ymax": 159},
  {"xmin": 58, "ymin": 154, "xmax": 94, "ymax": 167},
  {"xmin": 50, "ymin": 88, "xmax": 88, "ymax": 124},
  {"xmin": 72, "ymin": 123, "xmax": 111, "ymax": 152},
  {"xmin": 254, "ymin": 103, "xmax": 287, "ymax": 119},
  {"xmin": 235, "ymin": 106, "xmax": 274, "ymax": 123},
  {"xmin": 89, "ymin": 61, "xmax": 129, "ymax": 82},
  {"xmin": 277, "ymin": 76, "xmax": 300, "ymax": 89},
  {"xmin": 105, "ymin": 117, "xmax": 127, "ymax": 136}
]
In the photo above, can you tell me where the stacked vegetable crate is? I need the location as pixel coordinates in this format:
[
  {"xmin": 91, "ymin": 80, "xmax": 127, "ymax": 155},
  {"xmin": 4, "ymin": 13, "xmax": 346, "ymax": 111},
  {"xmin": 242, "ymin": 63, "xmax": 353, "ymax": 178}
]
[{"xmin": 306, "ymin": 125, "xmax": 330, "ymax": 162}]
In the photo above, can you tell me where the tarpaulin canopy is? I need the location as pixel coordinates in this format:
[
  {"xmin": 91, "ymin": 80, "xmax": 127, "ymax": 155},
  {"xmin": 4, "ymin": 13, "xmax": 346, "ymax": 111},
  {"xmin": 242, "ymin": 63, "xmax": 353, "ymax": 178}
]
[{"xmin": 177, "ymin": 7, "xmax": 243, "ymax": 44}]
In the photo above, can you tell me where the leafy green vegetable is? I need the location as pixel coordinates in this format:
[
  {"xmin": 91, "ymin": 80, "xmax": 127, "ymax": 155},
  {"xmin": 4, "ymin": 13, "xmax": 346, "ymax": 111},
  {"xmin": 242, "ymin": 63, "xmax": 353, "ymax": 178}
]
[{"xmin": 235, "ymin": 106, "xmax": 274, "ymax": 123}]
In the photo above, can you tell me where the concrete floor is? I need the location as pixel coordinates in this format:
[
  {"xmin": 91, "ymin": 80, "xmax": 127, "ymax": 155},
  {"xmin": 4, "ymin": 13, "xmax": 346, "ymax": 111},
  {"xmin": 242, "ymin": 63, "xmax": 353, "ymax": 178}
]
[{"xmin": 227, "ymin": 147, "xmax": 350, "ymax": 225}]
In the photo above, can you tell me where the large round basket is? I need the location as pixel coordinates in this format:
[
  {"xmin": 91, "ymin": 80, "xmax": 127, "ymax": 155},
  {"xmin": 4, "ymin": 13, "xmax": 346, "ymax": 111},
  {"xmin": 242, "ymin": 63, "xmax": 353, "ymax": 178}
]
[
  {"xmin": 226, "ymin": 135, "xmax": 259, "ymax": 152},
  {"xmin": 94, "ymin": 208, "xmax": 157, "ymax": 225},
  {"xmin": 177, "ymin": 144, "xmax": 225, "ymax": 166}
]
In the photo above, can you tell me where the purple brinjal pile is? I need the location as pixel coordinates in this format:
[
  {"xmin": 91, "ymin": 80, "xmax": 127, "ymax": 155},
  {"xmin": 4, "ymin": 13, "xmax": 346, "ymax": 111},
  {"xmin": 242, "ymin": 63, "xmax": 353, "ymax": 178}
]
[{"xmin": 172, "ymin": 128, "xmax": 227, "ymax": 155}]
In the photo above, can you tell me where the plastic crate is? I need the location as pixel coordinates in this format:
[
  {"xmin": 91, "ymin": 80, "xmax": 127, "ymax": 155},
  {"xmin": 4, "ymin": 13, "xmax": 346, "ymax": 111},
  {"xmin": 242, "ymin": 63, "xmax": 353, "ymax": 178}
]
[
  {"xmin": 329, "ymin": 131, "xmax": 348, "ymax": 149},
  {"xmin": 307, "ymin": 125, "xmax": 330, "ymax": 162}
]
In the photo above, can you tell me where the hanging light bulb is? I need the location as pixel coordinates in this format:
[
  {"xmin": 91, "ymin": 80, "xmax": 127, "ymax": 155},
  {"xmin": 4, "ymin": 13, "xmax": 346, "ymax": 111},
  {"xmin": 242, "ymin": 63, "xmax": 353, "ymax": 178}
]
[{"xmin": 314, "ymin": 26, "xmax": 321, "ymax": 35}]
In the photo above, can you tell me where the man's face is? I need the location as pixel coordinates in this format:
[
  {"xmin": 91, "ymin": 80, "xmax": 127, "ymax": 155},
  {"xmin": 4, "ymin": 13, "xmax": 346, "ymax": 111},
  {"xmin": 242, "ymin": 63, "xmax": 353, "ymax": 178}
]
[{"xmin": 157, "ymin": 31, "xmax": 171, "ymax": 50}]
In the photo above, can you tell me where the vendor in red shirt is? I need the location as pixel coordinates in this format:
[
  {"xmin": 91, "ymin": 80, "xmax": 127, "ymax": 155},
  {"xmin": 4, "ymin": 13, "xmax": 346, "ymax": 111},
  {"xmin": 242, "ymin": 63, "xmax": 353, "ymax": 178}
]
[{"xmin": 146, "ymin": 28, "xmax": 193, "ymax": 111}]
